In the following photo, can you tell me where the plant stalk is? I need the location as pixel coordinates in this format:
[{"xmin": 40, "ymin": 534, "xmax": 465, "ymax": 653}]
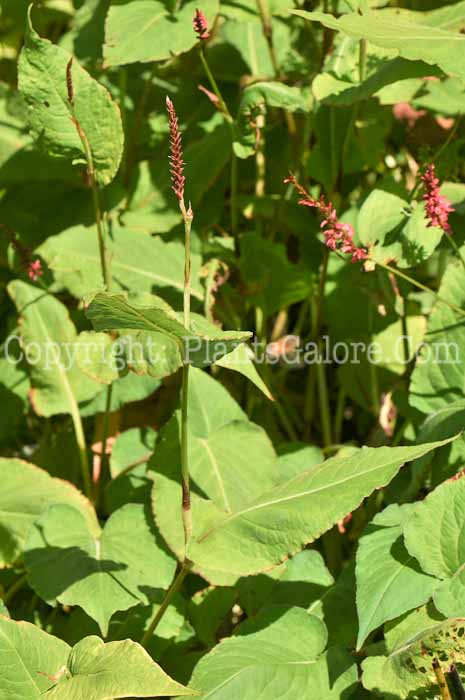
[
  {"xmin": 433, "ymin": 659, "xmax": 452, "ymax": 700},
  {"xmin": 140, "ymin": 563, "xmax": 191, "ymax": 648},
  {"xmin": 180, "ymin": 199, "xmax": 194, "ymax": 554}
]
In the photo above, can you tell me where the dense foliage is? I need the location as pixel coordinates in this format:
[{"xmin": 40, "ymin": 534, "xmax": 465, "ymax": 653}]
[{"xmin": 2, "ymin": 0, "xmax": 465, "ymax": 698}]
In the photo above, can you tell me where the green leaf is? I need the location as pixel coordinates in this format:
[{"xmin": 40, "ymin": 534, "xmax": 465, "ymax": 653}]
[
  {"xmin": 356, "ymin": 504, "xmax": 437, "ymax": 650},
  {"xmin": 404, "ymin": 477, "xmax": 465, "ymax": 620},
  {"xmin": 188, "ymin": 587, "xmax": 237, "ymax": 647},
  {"xmin": 18, "ymin": 9, "xmax": 123, "ymax": 186},
  {"xmin": 234, "ymin": 82, "xmax": 310, "ymax": 159},
  {"xmin": 25, "ymin": 503, "xmax": 176, "ymax": 635},
  {"xmin": 361, "ymin": 604, "xmax": 463, "ymax": 699},
  {"xmin": 0, "ymin": 616, "xmax": 70, "ymax": 700},
  {"xmin": 189, "ymin": 607, "xmax": 357, "ymax": 700},
  {"xmin": 410, "ymin": 257, "xmax": 465, "ymax": 414},
  {"xmin": 358, "ymin": 190, "xmax": 443, "ymax": 268},
  {"xmin": 46, "ymin": 636, "xmax": 195, "ymax": 699},
  {"xmin": 413, "ymin": 77, "xmax": 465, "ymax": 116},
  {"xmin": 313, "ymin": 57, "xmax": 436, "ymax": 106},
  {"xmin": 237, "ymin": 549, "xmax": 333, "ymax": 617},
  {"xmin": 0, "ymin": 457, "xmax": 98, "ymax": 568},
  {"xmin": 294, "ymin": 9, "xmax": 465, "ymax": 83},
  {"xmin": 8, "ymin": 280, "xmax": 101, "ymax": 417},
  {"xmin": 153, "ymin": 392, "xmax": 455, "ymax": 583},
  {"xmin": 104, "ymin": 0, "xmax": 219, "ymax": 67},
  {"xmin": 86, "ymin": 292, "xmax": 252, "ymax": 369},
  {"xmin": 75, "ymin": 331, "xmax": 119, "ymax": 385},
  {"xmin": 110, "ymin": 427, "xmax": 157, "ymax": 478},
  {"xmin": 79, "ymin": 372, "xmax": 160, "ymax": 417},
  {"xmin": 38, "ymin": 225, "xmax": 204, "ymax": 300}
]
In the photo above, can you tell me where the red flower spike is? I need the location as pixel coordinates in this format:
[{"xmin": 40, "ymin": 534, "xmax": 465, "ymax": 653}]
[
  {"xmin": 28, "ymin": 259, "xmax": 43, "ymax": 282},
  {"xmin": 166, "ymin": 96, "xmax": 185, "ymax": 202},
  {"xmin": 421, "ymin": 163, "xmax": 454, "ymax": 235},
  {"xmin": 193, "ymin": 8, "xmax": 210, "ymax": 40},
  {"xmin": 285, "ymin": 174, "xmax": 368, "ymax": 264}
]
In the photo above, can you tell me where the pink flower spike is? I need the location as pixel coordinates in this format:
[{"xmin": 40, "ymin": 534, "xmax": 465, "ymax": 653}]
[
  {"xmin": 193, "ymin": 8, "xmax": 210, "ymax": 40},
  {"xmin": 166, "ymin": 96, "xmax": 186, "ymax": 202},
  {"xmin": 421, "ymin": 163, "xmax": 454, "ymax": 235},
  {"xmin": 286, "ymin": 173, "xmax": 368, "ymax": 264},
  {"xmin": 28, "ymin": 259, "xmax": 43, "ymax": 282}
]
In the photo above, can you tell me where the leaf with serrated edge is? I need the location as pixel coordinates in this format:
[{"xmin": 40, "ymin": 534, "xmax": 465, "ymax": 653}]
[
  {"xmin": 404, "ymin": 477, "xmax": 465, "ymax": 619},
  {"xmin": 18, "ymin": 8, "xmax": 123, "ymax": 185},
  {"xmin": 356, "ymin": 503, "xmax": 437, "ymax": 649},
  {"xmin": 86, "ymin": 292, "xmax": 252, "ymax": 370}
]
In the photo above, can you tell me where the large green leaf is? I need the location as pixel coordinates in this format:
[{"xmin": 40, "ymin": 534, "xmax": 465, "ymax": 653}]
[
  {"xmin": 18, "ymin": 9, "xmax": 123, "ymax": 186},
  {"xmin": 86, "ymin": 292, "xmax": 252, "ymax": 369},
  {"xmin": 0, "ymin": 618, "xmax": 193, "ymax": 700},
  {"xmin": 25, "ymin": 503, "xmax": 176, "ymax": 634},
  {"xmin": 0, "ymin": 616, "xmax": 70, "ymax": 700},
  {"xmin": 153, "ymin": 379, "xmax": 455, "ymax": 583},
  {"xmin": 410, "ymin": 257, "xmax": 465, "ymax": 414},
  {"xmin": 294, "ymin": 9, "xmax": 465, "ymax": 83},
  {"xmin": 46, "ymin": 636, "xmax": 195, "ymax": 699},
  {"xmin": 104, "ymin": 0, "xmax": 219, "ymax": 67},
  {"xmin": 8, "ymin": 280, "xmax": 101, "ymax": 416},
  {"xmin": 358, "ymin": 190, "xmax": 442, "ymax": 268},
  {"xmin": 362, "ymin": 605, "xmax": 463, "ymax": 699},
  {"xmin": 356, "ymin": 504, "xmax": 437, "ymax": 650},
  {"xmin": 313, "ymin": 58, "xmax": 437, "ymax": 106},
  {"xmin": 38, "ymin": 225, "xmax": 203, "ymax": 300},
  {"xmin": 404, "ymin": 477, "xmax": 465, "ymax": 620},
  {"xmin": 0, "ymin": 457, "xmax": 98, "ymax": 568},
  {"xmin": 188, "ymin": 607, "xmax": 357, "ymax": 700}
]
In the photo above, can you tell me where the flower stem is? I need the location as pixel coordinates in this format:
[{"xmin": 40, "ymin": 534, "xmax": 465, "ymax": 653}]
[
  {"xmin": 444, "ymin": 232, "xmax": 465, "ymax": 272},
  {"xmin": 140, "ymin": 563, "xmax": 191, "ymax": 648},
  {"xmin": 358, "ymin": 39, "xmax": 367, "ymax": 82},
  {"xmin": 199, "ymin": 48, "xmax": 232, "ymax": 121},
  {"xmin": 375, "ymin": 259, "xmax": 465, "ymax": 318},
  {"xmin": 180, "ymin": 200, "xmax": 194, "ymax": 554}
]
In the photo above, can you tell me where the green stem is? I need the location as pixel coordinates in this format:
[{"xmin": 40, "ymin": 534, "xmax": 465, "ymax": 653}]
[
  {"xmin": 316, "ymin": 339, "xmax": 332, "ymax": 449},
  {"xmin": 445, "ymin": 233, "xmax": 465, "ymax": 272},
  {"xmin": 358, "ymin": 38, "xmax": 367, "ymax": 83},
  {"xmin": 140, "ymin": 563, "xmax": 190, "ymax": 648},
  {"xmin": 95, "ymin": 382, "xmax": 114, "ymax": 509},
  {"xmin": 72, "ymin": 115, "xmax": 110, "ymax": 290},
  {"xmin": 333, "ymin": 384, "xmax": 345, "ymax": 444},
  {"xmin": 180, "ymin": 199, "xmax": 194, "ymax": 555},
  {"xmin": 3, "ymin": 572, "xmax": 28, "ymax": 604},
  {"xmin": 198, "ymin": 47, "xmax": 238, "ymax": 243},
  {"xmin": 368, "ymin": 301, "xmax": 379, "ymax": 415},
  {"xmin": 231, "ymin": 151, "xmax": 239, "ymax": 241},
  {"xmin": 199, "ymin": 48, "xmax": 232, "ymax": 121},
  {"xmin": 304, "ymin": 249, "xmax": 330, "ymax": 439},
  {"xmin": 255, "ymin": 0, "xmax": 280, "ymax": 77},
  {"xmin": 375, "ymin": 259, "xmax": 465, "ymax": 318},
  {"xmin": 70, "ymin": 403, "xmax": 93, "ymax": 500}
]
